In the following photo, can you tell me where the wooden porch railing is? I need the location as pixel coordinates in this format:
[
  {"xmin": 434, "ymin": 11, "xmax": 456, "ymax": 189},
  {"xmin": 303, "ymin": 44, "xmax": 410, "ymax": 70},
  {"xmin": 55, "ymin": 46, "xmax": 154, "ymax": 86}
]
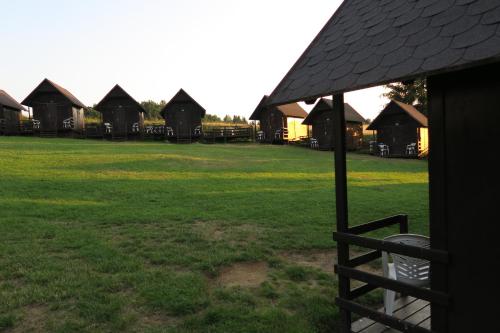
[{"xmin": 333, "ymin": 215, "xmax": 449, "ymax": 333}]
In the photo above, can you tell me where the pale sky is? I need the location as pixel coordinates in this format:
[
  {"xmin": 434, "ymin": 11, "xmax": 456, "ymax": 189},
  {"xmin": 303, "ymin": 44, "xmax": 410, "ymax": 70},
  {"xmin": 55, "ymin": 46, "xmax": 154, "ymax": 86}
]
[{"xmin": 0, "ymin": 0, "xmax": 388, "ymax": 120}]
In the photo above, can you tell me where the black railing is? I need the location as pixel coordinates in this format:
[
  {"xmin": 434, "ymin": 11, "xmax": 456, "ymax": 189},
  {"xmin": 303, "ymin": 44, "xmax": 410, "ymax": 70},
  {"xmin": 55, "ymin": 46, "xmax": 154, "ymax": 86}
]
[
  {"xmin": 333, "ymin": 214, "xmax": 449, "ymax": 333},
  {"xmin": 203, "ymin": 127, "xmax": 253, "ymax": 143}
]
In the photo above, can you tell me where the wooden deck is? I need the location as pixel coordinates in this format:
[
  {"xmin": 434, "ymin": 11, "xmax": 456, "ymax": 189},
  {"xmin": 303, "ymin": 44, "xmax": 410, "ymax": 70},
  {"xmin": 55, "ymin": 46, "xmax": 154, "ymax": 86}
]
[{"xmin": 351, "ymin": 297, "xmax": 431, "ymax": 333}]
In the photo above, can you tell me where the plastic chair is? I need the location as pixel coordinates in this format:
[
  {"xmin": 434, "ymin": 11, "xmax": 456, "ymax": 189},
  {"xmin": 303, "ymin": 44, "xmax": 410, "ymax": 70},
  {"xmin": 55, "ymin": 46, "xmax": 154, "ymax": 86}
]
[
  {"xmin": 104, "ymin": 123, "xmax": 113, "ymax": 134},
  {"xmin": 406, "ymin": 143, "xmax": 417, "ymax": 156},
  {"xmin": 379, "ymin": 144, "xmax": 390, "ymax": 157},
  {"xmin": 275, "ymin": 129, "xmax": 282, "ymax": 140},
  {"xmin": 63, "ymin": 117, "xmax": 74, "ymax": 129},
  {"xmin": 382, "ymin": 234, "xmax": 430, "ymax": 316},
  {"xmin": 257, "ymin": 131, "xmax": 265, "ymax": 142},
  {"xmin": 194, "ymin": 126, "xmax": 202, "ymax": 136},
  {"xmin": 310, "ymin": 138, "xmax": 319, "ymax": 150}
]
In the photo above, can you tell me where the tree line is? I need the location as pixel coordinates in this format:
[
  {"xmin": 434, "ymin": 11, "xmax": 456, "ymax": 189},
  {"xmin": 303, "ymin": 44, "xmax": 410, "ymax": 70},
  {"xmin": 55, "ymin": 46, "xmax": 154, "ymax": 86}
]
[{"xmin": 84, "ymin": 100, "xmax": 248, "ymax": 124}]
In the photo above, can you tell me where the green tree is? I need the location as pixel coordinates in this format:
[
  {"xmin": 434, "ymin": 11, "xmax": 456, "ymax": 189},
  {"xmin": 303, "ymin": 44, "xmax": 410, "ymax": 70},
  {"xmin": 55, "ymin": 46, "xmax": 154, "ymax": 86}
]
[
  {"xmin": 223, "ymin": 115, "xmax": 232, "ymax": 123},
  {"xmin": 205, "ymin": 114, "xmax": 222, "ymax": 122},
  {"xmin": 84, "ymin": 104, "xmax": 100, "ymax": 119},
  {"xmin": 383, "ymin": 78, "xmax": 427, "ymax": 115},
  {"xmin": 141, "ymin": 100, "xmax": 166, "ymax": 121}
]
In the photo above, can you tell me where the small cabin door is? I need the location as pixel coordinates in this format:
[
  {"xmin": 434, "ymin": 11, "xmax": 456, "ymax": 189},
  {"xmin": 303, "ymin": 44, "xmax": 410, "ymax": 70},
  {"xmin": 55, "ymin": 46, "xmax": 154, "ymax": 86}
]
[
  {"xmin": 42, "ymin": 103, "xmax": 58, "ymax": 132},
  {"xmin": 388, "ymin": 124, "xmax": 413, "ymax": 156},
  {"xmin": 112, "ymin": 107, "xmax": 127, "ymax": 137},
  {"xmin": 176, "ymin": 108, "xmax": 190, "ymax": 138}
]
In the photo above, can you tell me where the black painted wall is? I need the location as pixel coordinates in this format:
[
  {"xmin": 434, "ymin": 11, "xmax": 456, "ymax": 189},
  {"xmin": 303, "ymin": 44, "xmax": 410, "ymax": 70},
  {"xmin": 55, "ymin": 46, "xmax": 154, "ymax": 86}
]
[{"xmin": 428, "ymin": 62, "xmax": 500, "ymax": 332}]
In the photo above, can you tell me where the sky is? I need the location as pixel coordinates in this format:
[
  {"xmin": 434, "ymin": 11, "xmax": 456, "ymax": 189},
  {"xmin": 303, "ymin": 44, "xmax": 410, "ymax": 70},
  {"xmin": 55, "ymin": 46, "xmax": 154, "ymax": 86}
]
[{"xmin": 0, "ymin": 0, "xmax": 388, "ymax": 120}]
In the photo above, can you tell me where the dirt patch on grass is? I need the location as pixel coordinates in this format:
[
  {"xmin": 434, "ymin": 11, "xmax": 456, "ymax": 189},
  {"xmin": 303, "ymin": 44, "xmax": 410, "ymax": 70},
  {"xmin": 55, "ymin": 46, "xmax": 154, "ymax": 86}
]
[
  {"xmin": 280, "ymin": 250, "xmax": 381, "ymax": 275},
  {"xmin": 281, "ymin": 250, "xmax": 337, "ymax": 274},
  {"xmin": 216, "ymin": 262, "xmax": 269, "ymax": 287},
  {"xmin": 12, "ymin": 304, "xmax": 49, "ymax": 332},
  {"xmin": 132, "ymin": 311, "xmax": 180, "ymax": 331},
  {"xmin": 193, "ymin": 221, "xmax": 261, "ymax": 244}
]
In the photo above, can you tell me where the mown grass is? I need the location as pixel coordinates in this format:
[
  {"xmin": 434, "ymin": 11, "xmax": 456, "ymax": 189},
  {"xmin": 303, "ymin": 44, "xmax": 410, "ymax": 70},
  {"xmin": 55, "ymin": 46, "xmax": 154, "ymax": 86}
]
[{"xmin": 0, "ymin": 137, "xmax": 429, "ymax": 332}]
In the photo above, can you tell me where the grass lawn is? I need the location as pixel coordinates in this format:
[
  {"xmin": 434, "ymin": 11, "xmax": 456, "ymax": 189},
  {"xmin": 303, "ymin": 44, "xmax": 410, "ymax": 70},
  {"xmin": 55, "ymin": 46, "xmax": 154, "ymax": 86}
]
[{"xmin": 0, "ymin": 137, "xmax": 429, "ymax": 333}]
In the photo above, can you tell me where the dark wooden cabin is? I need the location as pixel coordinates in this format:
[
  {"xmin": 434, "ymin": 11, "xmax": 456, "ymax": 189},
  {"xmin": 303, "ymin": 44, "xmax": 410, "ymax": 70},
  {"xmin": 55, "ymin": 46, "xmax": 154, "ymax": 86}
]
[
  {"xmin": 368, "ymin": 100, "xmax": 428, "ymax": 157},
  {"xmin": 268, "ymin": 1, "xmax": 500, "ymax": 332},
  {"xmin": 95, "ymin": 85, "xmax": 146, "ymax": 140},
  {"xmin": 250, "ymin": 95, "xmax": 309, "ymax": 143},
  {"xmin": 160, "ymin": 89, "xmax": 206, "ymax": 143},
  {"xmin": 303, "ymin": 98, "xmax": 365, "ymax": 150},
  {"xmin": 0, "ymin": 90, "xmax": 26, "ymax": 135},
  {"xmin": 22, "ymin": 79, "xmax": 85, "ymax": 137}
]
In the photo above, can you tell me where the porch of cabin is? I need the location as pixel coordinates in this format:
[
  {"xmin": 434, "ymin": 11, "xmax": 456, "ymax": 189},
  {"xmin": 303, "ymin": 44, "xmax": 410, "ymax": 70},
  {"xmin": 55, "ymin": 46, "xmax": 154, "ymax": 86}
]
[
  {"xmin": 352, "ymin": 297, "xmax": 430, "ymax": 333},
  {"xmin": 332, "ymin": 214, "xmax": 447, "ymax": 333}
]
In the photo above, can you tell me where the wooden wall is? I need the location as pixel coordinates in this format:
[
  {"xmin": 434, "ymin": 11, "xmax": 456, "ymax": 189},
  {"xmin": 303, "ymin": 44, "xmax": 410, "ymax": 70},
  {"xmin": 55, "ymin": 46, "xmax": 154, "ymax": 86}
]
[
  {"xmin": 164, "ymin": 102, "xmax": 203, "ymax": 139},
  {"xmin": 0, "ymin": 106, "xmax": 21, "ymax": 135},
  {"xmin": 373, "ymin": 111, "xmax": 421, "ymax": 156},
  {"xmin": 30, "ymin": 92, "xmax": 84, "ymax": 134},
  {"xmin": 428, "ymin": 62, "xmax": 500, "ymax": 332},
  {"xmin": 257, "ymin": 107, "xmax": 285, "ymax": 143},
  {"xmin": 99, "ymin": 98, "xmax": 144, "ymax": 138},
  {"xmin": 310, "ymin": 111, "xmax": 363, "ymax": 150}
]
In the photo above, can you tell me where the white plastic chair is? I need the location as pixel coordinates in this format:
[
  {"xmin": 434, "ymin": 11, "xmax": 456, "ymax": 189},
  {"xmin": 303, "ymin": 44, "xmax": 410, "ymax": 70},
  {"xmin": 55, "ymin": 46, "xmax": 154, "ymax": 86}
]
[
  {"xmin": 275, "ymin": 129, "xmax": 282, "ymax": 140},
  {"xmin": 63, "ymin": 117, "xmax": 74, "ymax": 129},
  {"xmin": 379, "ymin": 143, "xmax": 390, "ymax": 157},
  {"xmin": 310, "ymin": 138, "xmax": 319, "ymax": 150},
  {"xmin": 406, "ymin": 143, "xmax": 417, "ymax": 156},
  {"xmin": 257, "ymin": 131, "xmax": 265, "ymax": 141},
  {"xmin": 104, "ymin": 123, "xmax": 113, "ymax": 134},
  {"xmin": 382, "ymin": 234, "xmax": 430, "ymax": 316}
]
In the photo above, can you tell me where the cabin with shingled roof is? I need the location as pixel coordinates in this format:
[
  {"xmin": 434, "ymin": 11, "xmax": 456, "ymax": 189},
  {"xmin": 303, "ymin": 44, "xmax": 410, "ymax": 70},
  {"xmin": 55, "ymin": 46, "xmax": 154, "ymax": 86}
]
[
  {"xmin": 268, "ymin": 0, "xmax": 500, "ymax": 331},
  {"xmin": 368, "ymin": 100, "xmax": 428, "ymax": 158},
  {"xmin": 0, "ymin": 90, "xmax": 26, "ymax": 135},
  {"xmin": 303, "ymin": 98, "xmax": 365, "ymax": 150},
  {"xmin": 161, "ymin": 89, "xmax": 206, "ymax": 143},
  {"xmin": 250, "ymin": 95, "xmax": 309, "ymax": 143},
  {"xmin": 95, "ymin": 85, "xmax": 146, "ymax": 141},
  {"xmin": 22, "ymin": 79, "xmax": 86, "ymax": 138}
]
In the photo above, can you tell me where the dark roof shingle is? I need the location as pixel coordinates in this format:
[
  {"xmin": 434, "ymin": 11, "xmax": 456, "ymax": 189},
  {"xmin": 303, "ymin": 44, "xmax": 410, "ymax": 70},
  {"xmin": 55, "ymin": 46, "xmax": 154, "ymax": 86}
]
[
  {"xmin": 269, "ymin": 0, "xmax": 500, "ymax": 105},
  {"xmin": 0, "ymin": 90, "xmax": 26, "ymax": 111},
  {"xmin": 160, "ymin": 89, "xmax": 206, "ymax": 118},
  {"xmin": 250, "ymin": 95, "xmax": 308, "ymax": 120},
  {"xmin": 367, "ymin": 100, "xmax": 428, "ymax": 130},
  {"xmin": 22, "ymin": 79, "xmax": 85, "ymax": 108},
  {"xmin": 95, "ymin": 84, "xmax": 146, "ymax": 113}
]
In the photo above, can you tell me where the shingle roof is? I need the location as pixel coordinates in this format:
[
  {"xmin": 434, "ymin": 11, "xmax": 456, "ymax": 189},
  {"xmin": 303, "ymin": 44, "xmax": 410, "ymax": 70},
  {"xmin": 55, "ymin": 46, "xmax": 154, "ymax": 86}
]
[
  {"xmin": 303, "ymin": 98, "xmax": 365, "ymax": 125},
  {"xmin": 250, "ymin": 95, "xmax": 308, "ymax": 120},
  {"xmin": 95, "ymin": 84, "xmax": 146, "ymax": 113},
  {"xmin": 160, "ymin": 89, "xmax": 206, "ymax": 118},
  {"xmin": 269, "ymin": 0, "xmax": 500, "ymax": 105},
  {"xmin": 0, "ymin": 90, "xmax": 26, "ymax": 111},
  {"xmin": 367, "ymin": 100, "xmax": 428, "ymax": 130},
  {"xmin": 22, "ymin": 79, "xmax": 86, "ymax": 108}
]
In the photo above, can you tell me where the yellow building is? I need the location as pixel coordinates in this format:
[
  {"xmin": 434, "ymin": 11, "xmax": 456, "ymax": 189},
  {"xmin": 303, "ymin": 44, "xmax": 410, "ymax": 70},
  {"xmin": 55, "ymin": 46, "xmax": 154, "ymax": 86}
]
[{"xmin": 250, "ymin": 96, "xmax": 309, "ymax": 143}]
